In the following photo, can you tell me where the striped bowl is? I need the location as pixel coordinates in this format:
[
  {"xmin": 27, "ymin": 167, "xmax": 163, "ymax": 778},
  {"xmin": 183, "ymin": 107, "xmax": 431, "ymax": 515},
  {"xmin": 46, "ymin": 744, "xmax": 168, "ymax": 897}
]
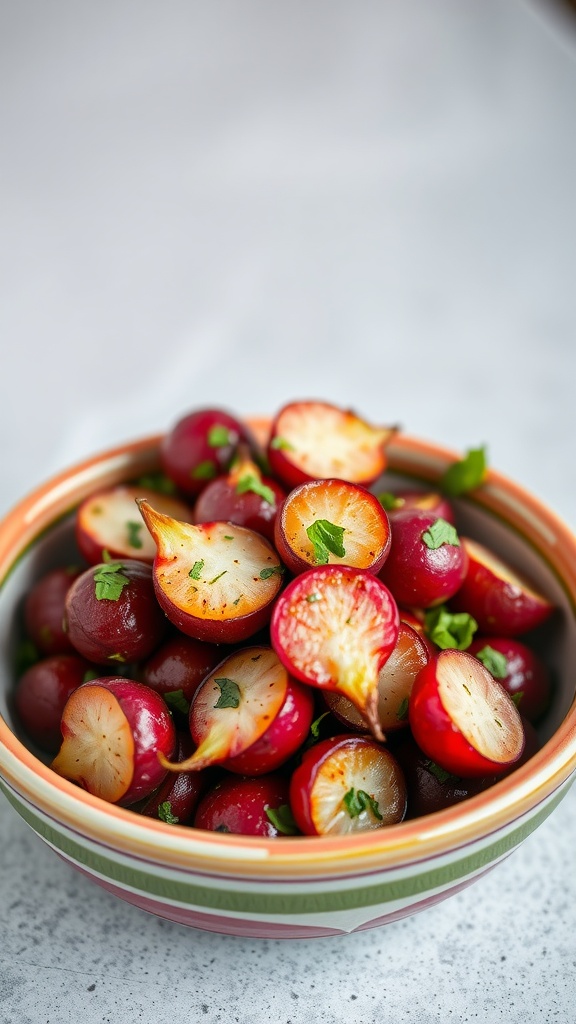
[{"xmin": 0, "ymin": 425, "xmax": 575, "ymax": 938}]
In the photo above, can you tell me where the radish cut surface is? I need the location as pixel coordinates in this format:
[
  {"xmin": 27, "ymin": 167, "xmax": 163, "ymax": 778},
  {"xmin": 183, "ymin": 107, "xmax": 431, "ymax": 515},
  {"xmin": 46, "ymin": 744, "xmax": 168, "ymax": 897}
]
[
  {"xmin": 437, "ymin": 653, "xmax": 524, "ymax": 764},
  {"xmin": 51, "ymin": 684, "xmax": 134, "ymax": 802},
  {"xmin": 310, "ymin": 742, "xmax": 406, "ymax": 835}
]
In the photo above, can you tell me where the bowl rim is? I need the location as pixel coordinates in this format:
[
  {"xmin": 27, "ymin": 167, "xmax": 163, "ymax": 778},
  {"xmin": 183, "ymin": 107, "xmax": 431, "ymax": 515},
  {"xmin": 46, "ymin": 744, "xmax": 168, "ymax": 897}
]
[{"xmin": 1, "ymin": 423, "xmax": 575, "ymax": 877}]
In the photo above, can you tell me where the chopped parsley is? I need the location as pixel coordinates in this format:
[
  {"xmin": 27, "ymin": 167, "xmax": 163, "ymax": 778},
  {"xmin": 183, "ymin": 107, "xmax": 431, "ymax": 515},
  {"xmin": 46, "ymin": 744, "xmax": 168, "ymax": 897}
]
[
  {"xmin": 474, "ymin": 645, "xmax": 509, "ymax": 680},
  {"xmin": 93, "ymin": 562, "xmax": 131, "ymax": 601},
  {"xmin": 265, "ymin": 804, "xmax": 298, "ymax": 835},
  {"xmin": 424, "ymin": 605, "xmax": 478, "ymax": 651},
  {"xmin": 158, "ymin": 801, "xmax": 179, "ymax": 824},
  {"xmin": 164, "ymin": 689, "xmax": 191, "ymax": 715},
  {"xmin": 440, "ymin": 446, "xmax": 487, "ymax": 496},
  {"xmin": 343, "ymin": 788, "xmax": 383, "ymax": 821},
  {"xmin": 188, "ymin": 560, "xmax": 204, "ymax": 580},
  {"xmin": 208, "ymin": 424, "xmax": 233, "ymax": 448},
  {"xmin": 236, "ymin": 472, "xmax": 275, "ymax": 505},
  {"xmin": 421, "ymin": 518, "xmax": 460, "ymax": 550},
  {"xmin": 213, "ymin": 677, "xmax": 241, "ymax": 709},
  {"xmin": 259, "ymin": 564, "xmax": 284, "ymax": 580},
  {"xmin": 270, "ymin": 436, "xmax": 295, "ymax": 451},
  {"xmin": 191, "ymin": 460, "xmax": 217, "ymax": 481},
  {"xmin": 126, "ymin": 520, "xmax": 144, "ymax": 550},
  {"xmin": 306, "ymin": 519, "xmax": 346, "ymax": 565}
]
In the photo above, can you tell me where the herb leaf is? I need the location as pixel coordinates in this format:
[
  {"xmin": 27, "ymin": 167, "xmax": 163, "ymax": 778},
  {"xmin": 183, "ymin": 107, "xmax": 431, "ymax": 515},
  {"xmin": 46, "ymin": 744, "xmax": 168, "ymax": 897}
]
[
  {"xmin": 208, "ymin": 424, "xmax": 232, "ymax": 448},
  {"xmin": 164, "ymin": 689, "xmax": 191, "ymax": 715},
  {"xmin": 424, "ymin": 605, "xmax": 478, "ymax": 650},
  {"xmin": 259, "ymin": 564, "xmax": 284, "ymax": 580},
  {"xmin": 306, "ymin": 519, "xmax": 346, "ymax": 565},
  {"xmin": 126, "ymin": 520, "xmax": 144, "ymax": 549},
  {"xmin": 421, "ymin": 518, "xmax": 460, "ymax": 550},
  {"xmin": 265, "ymin": 803, "xmax": 299, "ymax": 835},
  {"xmin": 133, "ymin": 471, "xmax": 177, "ymax": 495},
  {"xmin": 270, "ymin": 436, "xmax": 295, "ymax": 452},
  {"xmin": 396, "ymin": 696, "xmax": 410, "ymax": 721},
  {"xmin": 441, "ymin": 446, "xmax": 487, "ymax": 496},
  {"xmin": 343, "ymin": 788, "xmax": 383, "ymax": 821},
  {"xmin": 191, "ymin": 460, "xmax": 217, "ymax": 481},
  {"xmin": 310, "ymin": 711, "xmax": 330, "ymax": 739},
  {"xmin": 93, "ymin": 562, "xmax": 131, "ymax": 601},
  {"xmin": 189, "ymin": 560, "xmax": 204, "ymax": 580},
  {"xmin": 158, "ymin": 801, "xmax": 179, "ymax": 824},
  {"xmin": 474, "ymin": 645, "xmax": 509, "ymax": 680},
  {"xmin": 377, "ymin": 492, "xmax": 404, "ymax": 511},
  {"xmin": 213, "ymin": 677, "xmax": 241, "ymax": 709},
  {"xmin": 423, "ymin": 759, "xmax": 458, "ymax": 784},
  {"xmin": 236, "ymin": 472, "xmax": 275, "ymax": 505}
]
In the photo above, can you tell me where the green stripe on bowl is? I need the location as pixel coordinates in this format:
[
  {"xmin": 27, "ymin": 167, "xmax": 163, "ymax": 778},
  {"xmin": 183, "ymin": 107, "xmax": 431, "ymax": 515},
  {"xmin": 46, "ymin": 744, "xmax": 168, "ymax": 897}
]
[{"xmin": 0, "ymin": 781, "xmax": 568, "ymax": 916}]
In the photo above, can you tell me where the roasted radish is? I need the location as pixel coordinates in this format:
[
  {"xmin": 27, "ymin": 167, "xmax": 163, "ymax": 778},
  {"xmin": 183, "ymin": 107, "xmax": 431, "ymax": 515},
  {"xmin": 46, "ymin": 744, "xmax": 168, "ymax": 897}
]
[
  {"xmin": 274, "ymin": 478, "xmax": 391, "ymax": 576},
  {"xmin": 160, "ymin": 408, "xmax": 258, "ymax": 496},
  {"xmin": 267, "ymin": 400, "xmax": 396, "ymax": 489},
  {"xmin": 408, "ymin": 649, "xmax": 525, "ymax": 777},
  {"xmin": 75, "ymin": 485, "xmax": 192, "ymax": 565},
  {"xmin": 193, "ymin": 449, "xmax": 286, "ymax": 542},
  {"xmin": 138, "ymin": 500, "xmax": 285, "ymax": 644},
  {"xmin": 379, "ymin": 509, "xmax": 468, "ymax": 609},
  {"xmin": 289, "ymin": 734, "xmax": 406, "ymax": 836},
  {"xmin": 193, "ymin": 773, "xmax": 295, "ymax": 836},
  {"xmin": 51, "ymin": 677, "xmax": 176, "ymax": 805},
  {"xmin": 271, "ymin": 565, "xmax": 399, "ymax": 741}
]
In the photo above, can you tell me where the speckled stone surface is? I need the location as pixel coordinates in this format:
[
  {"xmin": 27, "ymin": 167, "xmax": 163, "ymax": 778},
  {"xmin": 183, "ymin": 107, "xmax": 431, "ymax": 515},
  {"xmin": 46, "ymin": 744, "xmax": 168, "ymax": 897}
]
[{"xmin": 1, "ymin": 2, "xmax": 576, "ymax": 1021}]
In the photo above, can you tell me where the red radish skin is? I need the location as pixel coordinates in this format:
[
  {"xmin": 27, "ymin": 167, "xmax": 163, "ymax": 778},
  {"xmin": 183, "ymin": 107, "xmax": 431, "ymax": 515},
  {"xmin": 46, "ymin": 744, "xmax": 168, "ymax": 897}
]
[
  {"xmin": 160, "ymin": 408, "xmax": 258, "ymax": 497},
  {"xmin": 267, "ymin": 400, "xmax": 396, "ymax": 489},
  {"xmin": 75, "ymin": 485, "xmax": 192, "ymax": 565},
  {"xmin": 379, "ymin": 509, "xmax": 468, "ymax": 609},
  {"xmin": 14, "ymin": 653, "xmax": 94, "ymax": 752},
  {"xmin": 271, "ymin": 565, "xmax": 399, "ymax": 742},
  {"xmin": 138, "ymin": 501, "xmax": 284, "ymax": 644},
  {"xmin": 139, "ymin": 732, "xmax": 204, "ymax": 824},
  {"xmin": 384, "ymin": 490, "xmax": 456, "ymax": 524},
  {"xmin": 64, "ymin": 559, "xmax": 167, "ymax": 665},
  {"xmin": 159, "ymin": 647, "xmax": 314, "ymax": 775},
  {"xmin": 450, "ymin": 537, "xmax": 554, "ymax": 637},
  {"xmin": 193, "ymin": 773, "xmax": 293, "ymax": 836},
  {"xmin": 141, "ymin": 634, "xmax": 222, "ymax": 706},
  {"xmin": 408, "ymin": 650, "xmax": 525, "ymax": 778},
  {"xmin": 51, "ymin": 677, "xmax": 176, "ymax": 805},
  {"xmin": 289, "ymin": 734, "xmax": 407, "ymax": 836},
  {"xmin": 24, "ymin": 566, "xmax": 82, "ymax": 656},
  {"xmin": 193, "ymin": 451, "xmax": 286, "ymax": 543},
  {"xmin": 274, "ymin": 478, "xmax": 392, "ymax": 576},
  {"xmin": 468, "ymin": 636, "xmax": 552, "ymax": 722}
]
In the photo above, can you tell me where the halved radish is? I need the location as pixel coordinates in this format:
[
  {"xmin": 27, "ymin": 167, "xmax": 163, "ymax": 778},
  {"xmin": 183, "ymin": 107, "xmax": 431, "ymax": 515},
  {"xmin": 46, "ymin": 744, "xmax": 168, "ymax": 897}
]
[
  {"xmin": 450, "ymin": 537, "xmax": 554, "ymax": 636},
  {"xmin": 324, "ymin": 622, "xmax": 431, "ymax": 733},
  {"xmin": 158, "ymin": 646, "xmax": 314, "ymax": 774},
  {"xmin": 408, "ymin": 649, "xmax": 525, "ymax": 777},
  {"xmin": 270, "ymin": 565, "xmax": 399, "ymax": 741},
  {"xmin": 137, "ymin": 500, "xmax": 284, "ymax": 644},
  {"xmin": 274, "ymin": 478, "xmax": 391, "ymax": 576},
  {"xmin": 193, "ymin": 449, "xmax": 286, "ymax": 542},
  {"xmin": 289, "ymin": 734, "xmax": 407, "ymax": 836},
  {"xmin": 75, "ymin": 485, "xmax": 192, "ymax": 565},
  {"xmin": 267, "ymin": 400, "xmax": 396, "ymax": 489},
  {"xmin": 51, "ymin": 678, "xmax": 176, "ymax": 804}
]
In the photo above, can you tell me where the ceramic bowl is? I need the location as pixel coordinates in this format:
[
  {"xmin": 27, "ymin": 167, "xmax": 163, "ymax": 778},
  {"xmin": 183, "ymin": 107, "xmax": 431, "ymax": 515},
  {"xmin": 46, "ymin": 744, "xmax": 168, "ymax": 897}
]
[{"xmin": 0, "ymin": 425, "xmax": 575, "ymax": 938}]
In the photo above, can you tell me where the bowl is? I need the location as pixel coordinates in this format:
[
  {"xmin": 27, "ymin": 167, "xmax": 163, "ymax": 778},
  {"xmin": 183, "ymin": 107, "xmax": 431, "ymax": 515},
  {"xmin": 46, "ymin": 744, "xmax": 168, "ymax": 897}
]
[{"xmin": 0, "ymin": 424, "xmax": 575, "ymax": 938}]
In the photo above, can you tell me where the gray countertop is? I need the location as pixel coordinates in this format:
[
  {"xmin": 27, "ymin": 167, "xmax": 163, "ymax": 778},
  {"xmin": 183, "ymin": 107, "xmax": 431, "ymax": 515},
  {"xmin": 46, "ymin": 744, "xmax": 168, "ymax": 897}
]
[{"xmin": 1, "ymin": 2, "xmax": 576, "ymax": 1021}]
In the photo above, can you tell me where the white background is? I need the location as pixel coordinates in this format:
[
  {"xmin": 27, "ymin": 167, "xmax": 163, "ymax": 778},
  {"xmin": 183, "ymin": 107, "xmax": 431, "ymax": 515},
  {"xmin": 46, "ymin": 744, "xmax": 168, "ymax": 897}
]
[{"xmin": 1, "ymin": 2, "xmax": 576, "ymax": 1022}]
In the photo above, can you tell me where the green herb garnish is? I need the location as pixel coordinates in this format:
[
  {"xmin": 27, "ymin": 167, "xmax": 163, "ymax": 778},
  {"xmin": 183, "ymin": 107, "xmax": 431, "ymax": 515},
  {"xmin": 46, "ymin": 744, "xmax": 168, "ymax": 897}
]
[
  {"xmin": 265, "ymin": 804, "xmax": 298, "ymax": 835},
  {"xmin": 208, "ymin": 570, "xmax": 227, "ymax": 585},
  {"xmin": 189, "ymin": 560, "xmax": 204, "ymax": 580},
  {"xmin": 236, "ymin": 472, "xmax": 275, "ymax": 505},
  {"xmin": 377, "ymin": 492, "xmax": 404, "ymax": 511},
  {"xmin": 343, "ymin": 788, "xmax": 383, "ymax": 821},
  {"xmin": 126, "ymin": 520, "xmax": 144, "ymax": 550},
  {"xmin": 310, "ymin": 711, "xmax": 330, "ymax": 739},
  {"xmin": 421, "ymin": 518, "xmax": 460, "ymax": 550},
  {"xmin": 158, "ymin": 801, "xmax": 179, "ymax": 824},
  {"xmin": 440, "ymin": 446, "xmax": 487, "ymax": 496},
  {"xmin": 306, "ymin": 519, "xmax": 346, "ymax": 565},
  {"xmin": 133, "ymin": 471, "xmax": 177, "ymax": 495},
  {"xmin": 396, "ymin": 696, "xmax": 410, "ymax": 721},
  {"xmin": 423, "ymin": 759, "xmax": 458, "ymax": 784},
  {"xmin": 213, "ymin": 677, "xmax": 241, "ymax": 709},
  {"xmin": 208, "ymin": 424, "xmax": 232, "ymax": 448},
  {"xmin": 475, "ymin": 645, "xmax": 508, "ymax": 680},
  {"xmin": 424, "ymin": 605, "xmax": 478, "ymax": 650},
  {"xmin": 259, "ymin": 564, "xmax": 284, "ymax": 580},
  {"xmin": 270, "ymin": 436, "xmax": 295, "ymax": 451},
  {"xmin": 93, "ymin": 562, "xmax": 131, "ymax": 601},
  {"xmin": 164, "ymin": 689, "xmax": 191, "ymax": 715},
  {"xmin": 191, "ymin": 460, "xmax": 217, "ymax": 481}
]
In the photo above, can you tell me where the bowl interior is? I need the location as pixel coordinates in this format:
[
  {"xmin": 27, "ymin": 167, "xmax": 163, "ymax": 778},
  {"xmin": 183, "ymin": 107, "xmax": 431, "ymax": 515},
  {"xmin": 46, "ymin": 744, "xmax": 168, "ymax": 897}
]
[{"xmin": 1, "ymin": 435, "xmax": 575, "ymax": 833}]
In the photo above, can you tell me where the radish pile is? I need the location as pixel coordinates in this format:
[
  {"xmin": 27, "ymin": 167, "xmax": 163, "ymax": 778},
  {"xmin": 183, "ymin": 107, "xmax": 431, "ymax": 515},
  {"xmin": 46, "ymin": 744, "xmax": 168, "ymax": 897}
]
[{"xmin": 13, "ymin": 400, "xmax": 554, "ymax": 837}]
